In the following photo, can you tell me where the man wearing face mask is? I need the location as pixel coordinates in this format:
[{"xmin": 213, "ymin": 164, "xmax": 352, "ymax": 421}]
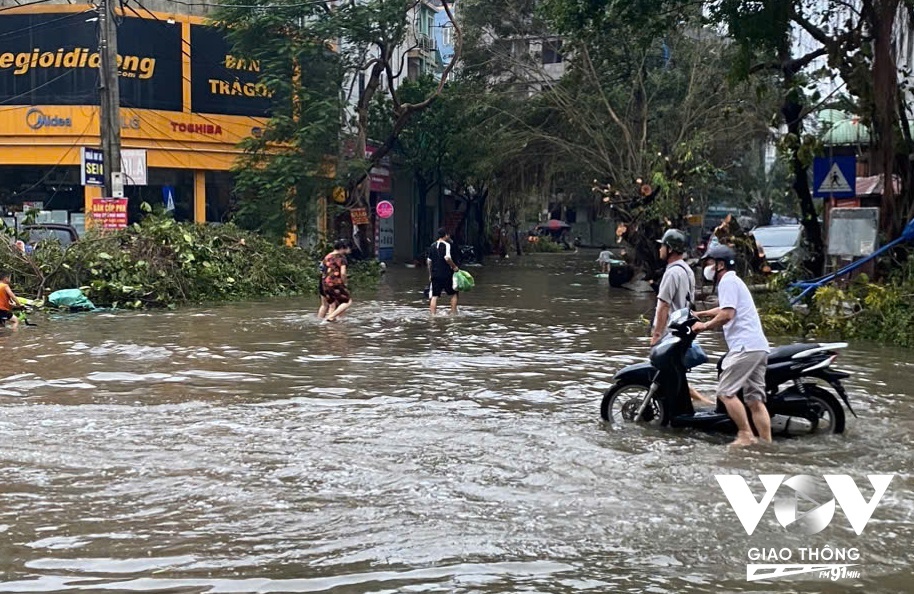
[
  {"xmin": 650, "ymin": 229, "xmax": 712, "ymax": 404},
  {"xmin": 693, "ymin": 245, "xmax": 772, "ymax": 446}
]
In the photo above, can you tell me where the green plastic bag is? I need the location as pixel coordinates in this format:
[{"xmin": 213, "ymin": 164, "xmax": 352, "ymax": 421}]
[
  {"xmin": 453, "ymin": 270, "xmax": 475, "ymax": 292},
  {"xmin": 48, "ymin": 289, "xmax": 97, "ymax": 311}
]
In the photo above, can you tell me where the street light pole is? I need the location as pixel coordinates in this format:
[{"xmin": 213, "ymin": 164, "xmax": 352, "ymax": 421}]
[{"xmin": 98, "ymin": 0, "xmax": 122, "ymax": 198}]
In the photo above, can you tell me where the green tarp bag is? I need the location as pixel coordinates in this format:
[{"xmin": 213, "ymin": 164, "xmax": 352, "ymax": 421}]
[
  {"xmin": 454, "ymin": 270, "xmax": 475, "ymax": 292},
  {"xmin": 48, "ymin": 289, "xmax": 97, "ymax": 311}
]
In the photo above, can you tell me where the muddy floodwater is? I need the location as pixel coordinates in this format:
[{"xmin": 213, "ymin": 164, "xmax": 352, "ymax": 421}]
[{"xmin": 0, "ymin": 253, "xmax": 911, "ymax": 593}]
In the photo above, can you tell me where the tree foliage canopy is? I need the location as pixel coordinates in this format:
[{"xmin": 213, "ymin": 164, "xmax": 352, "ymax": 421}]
[{"xmin": 213, "ymin": 0, "xmax": 460, "ymax": 243}]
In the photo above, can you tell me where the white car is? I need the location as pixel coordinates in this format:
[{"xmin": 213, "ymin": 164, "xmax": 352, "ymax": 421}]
[{"xmin": 751, "ymin": 224, "xmax": 804, "ymax": 271}]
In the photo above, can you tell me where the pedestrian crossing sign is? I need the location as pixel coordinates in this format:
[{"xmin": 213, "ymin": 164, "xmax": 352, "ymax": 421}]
[{"xmin": 813, "ymin": 156, "xmax": 856, "ymax": 198}]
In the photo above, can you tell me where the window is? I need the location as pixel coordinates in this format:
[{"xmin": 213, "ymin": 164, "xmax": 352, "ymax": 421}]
[
  {"xmin": 542, "ymin": 39, "xmax": 563, "ymax": 64},
  {"xmin": 418, "ymin": 11, "xmax": 429, "ymax": 36}
]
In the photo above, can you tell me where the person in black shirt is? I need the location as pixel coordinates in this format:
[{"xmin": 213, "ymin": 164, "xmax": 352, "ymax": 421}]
[{"xmin": 427, "ymin": 227, "xmax": 460, "ymax": 315}]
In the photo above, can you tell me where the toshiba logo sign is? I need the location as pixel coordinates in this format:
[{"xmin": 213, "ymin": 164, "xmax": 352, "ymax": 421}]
[{"xmin": 169, "ymin": 122, "xmax": 223, "ymax": 135}]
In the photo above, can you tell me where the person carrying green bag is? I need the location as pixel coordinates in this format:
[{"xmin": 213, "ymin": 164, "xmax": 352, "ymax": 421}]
[
  {"xmin": 453, "ymin": 270, "xmax": 474, "ymax": 292},
  {"xmin": 427, "ymin": 227, "xmax": 460, "ymax": 315}
]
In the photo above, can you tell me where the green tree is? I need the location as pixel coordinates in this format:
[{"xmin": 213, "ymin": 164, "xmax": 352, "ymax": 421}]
[
  {"xmin": 544, "ymin": 0, "xmax": 914, "ymax": 270},
  {"xmin": 215, "ymin": 2, "xmax": 343, "ymax": 241},
  {"xmin": 328, "ymin": 0, "xmax": 462, "ymax": 256},
  {"xmin": 484, "ymin": 5, "xmax": 772, "ymax": 268},
  {"xmin": 214, "ymin": 0, "xmax": 462, "ymax": 249}
]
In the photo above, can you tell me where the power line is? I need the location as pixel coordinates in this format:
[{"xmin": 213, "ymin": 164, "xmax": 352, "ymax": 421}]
[
  {"xmin": 10, "ymin": 118, "xmax": 96, "ymax": 200},
  {"xmin": 120, "ymin": 97, "xmax": 245, "ymax": 158},
  {"xmin": 0, "ymin": 9, "xmax": 94, "ymax": 41},
  {"xmin": 0, "ymin": 0, "xmax": 57, "ymax": 13},
  {"xmin": 167, "ymin": 0, "xmax": 332, "ymax": 9},
  {"xmin": 0, "ymin": 69, "xmax": 85, "ymax": 109}
]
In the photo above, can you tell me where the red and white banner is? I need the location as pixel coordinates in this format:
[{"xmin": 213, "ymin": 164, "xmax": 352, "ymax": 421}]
[{"xmin": 90, "ymin": 197, "xmax": 128, "ymax": 230}]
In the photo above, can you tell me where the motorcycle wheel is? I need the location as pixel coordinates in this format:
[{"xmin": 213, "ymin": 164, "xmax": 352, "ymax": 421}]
[
  {"xmin": 600, "ymin": 382, "xmax": 663, "ymax": 426},
  {"xmin": 803, "ymin": 385, "xmax": 846, "ymax": 434}
]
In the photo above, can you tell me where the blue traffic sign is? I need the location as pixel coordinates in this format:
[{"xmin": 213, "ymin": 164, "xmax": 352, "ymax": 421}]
[
  {"xmin": 162, "ymin": 186, "xmax": 176, "ymax": 212},
  {"xmin": 813, "ymin": 156, "xmax": 856, "ymax": 198}
]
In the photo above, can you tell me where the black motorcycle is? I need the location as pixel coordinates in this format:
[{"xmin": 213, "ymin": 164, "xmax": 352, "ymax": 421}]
[
  {"xmin": 600, "ymin": 308, "xmax": 855, "ymax": 435},
  {"xmin": 457, "ymin": 244, "xmax": 478, "ymax": 265}
]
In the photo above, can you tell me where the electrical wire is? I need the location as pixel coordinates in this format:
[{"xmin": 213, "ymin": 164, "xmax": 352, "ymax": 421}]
[
  {"xmin": 0, "ymin": 69, "xmax": 89, "ymax": 110},
  {"xmin": 0, "ymin": 9, "xmax": 94, "ymax": 41},
  {"xmin": 119, "ymin": 97, "xmax": 245, "ymax": 158},
  {"xmin": 0, "ymin": 0, "xmax": 57, "ymax": 14},
  {"xmin": 166, "ymin": 0, "xmax": 333, "ymax": 9},
  {"xmin": 10, "ymin": 118, "xmax": 96, "ymax": 200}
]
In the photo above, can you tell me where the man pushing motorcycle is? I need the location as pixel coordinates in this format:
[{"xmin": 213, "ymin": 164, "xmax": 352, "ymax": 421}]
[
  {"xmin": 650, "ymin": 229, "xmax": 712, "ymax": 405},
  {"xmin": 692, "ymin": 245, "xmax": 773, "ymax": 447}
]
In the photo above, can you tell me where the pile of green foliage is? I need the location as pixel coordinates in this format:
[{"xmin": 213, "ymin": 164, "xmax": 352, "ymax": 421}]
[
  {"xmin": 758, "ymin": 258, "xmax": 914, "ymax": 348},
  {"xmin": 0, "ymin": 212, "xmax": 379, "ymax": 309}
]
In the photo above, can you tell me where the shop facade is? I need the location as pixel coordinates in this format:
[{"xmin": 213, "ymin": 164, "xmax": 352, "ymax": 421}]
[{"xmin": 0, "ymin": 4, "xmax": 267, "ymax": 231}]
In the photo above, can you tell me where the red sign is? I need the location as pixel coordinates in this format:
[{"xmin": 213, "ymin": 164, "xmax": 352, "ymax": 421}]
[
  {"xmin": 90, "ymin": 197, "xmax": 128, "ymax": 230},
  {"xmin": 369, "ymin": 166, "xmax": 391, "ymax": 194},
  {"xmin": 350, "ymin": 207, "xmax": 369, "ymax": 226},
  {"xmin": 365, "ymin": 144, "xmax": 391, "ymax": 193},
  {"xmin": 376, "ymin": 200, "xmax": 394, "ymax": 219}
]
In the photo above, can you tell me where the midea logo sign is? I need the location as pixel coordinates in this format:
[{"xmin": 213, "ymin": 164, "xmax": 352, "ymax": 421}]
[
  {"xmin": 716, "ymin": 474, "xmax": 894, "ymax": 536},
  {"xmin": 26, "ymin": 107, "xmax": 72, "ymax": 130}
]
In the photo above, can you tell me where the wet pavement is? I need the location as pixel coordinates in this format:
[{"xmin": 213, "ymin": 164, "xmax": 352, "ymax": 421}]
[{"xmin": 0, "ymin": 252, "xmax": 911, "ymax": 593}]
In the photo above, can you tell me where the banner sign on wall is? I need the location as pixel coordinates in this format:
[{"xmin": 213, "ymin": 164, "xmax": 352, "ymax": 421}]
[
  {"xmin": 81, "ymin": 147, "xmax": 147, "ymax": 186},
  {"xmin": 190, "ymin": 25, "xmax": 272, "ymax": 117},
  {"xmin": 121, "ymin": 149, "xmax": 147, "ymax": 186},
  {"xmin": 80, "ymin": 147, "xmax": 104, "ymax": 186},
  {"xmin": 350, "ymin": 208, "xmax": 369, "ymax": 226},
  {"xmin": 378, "ymin": 200, "xmax": 394, "ymax": 262},
  {"xmin": 90, "ymin": 197, "xmax": 128, "ymax": 230},
  {"xmin": 365, "ymin": 144, "xmax": 392, "ymax": 194},
  {"xmin": 0, "ymin": 14, "xmax": 182, "ymax": 110}
]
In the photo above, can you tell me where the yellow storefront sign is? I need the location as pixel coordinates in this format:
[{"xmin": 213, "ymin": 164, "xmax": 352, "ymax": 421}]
[{"xmin": 0, "ymin": 105, "xmax": 261, "ymax": 145}]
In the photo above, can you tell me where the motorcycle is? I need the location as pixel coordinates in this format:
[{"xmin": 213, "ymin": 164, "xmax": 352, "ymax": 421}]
[
  {"xmin": 457, "ymin": 244, "xmax": 478, "ymax": 265},
  {"xmin": 600, "ymin": 308, "xmax": 855, "ymax": 436}
]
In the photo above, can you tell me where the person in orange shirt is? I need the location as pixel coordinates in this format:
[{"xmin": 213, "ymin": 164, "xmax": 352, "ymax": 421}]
[{"xmin": 0, "ymin": 272, "xmax": 19, "ymax": 330}]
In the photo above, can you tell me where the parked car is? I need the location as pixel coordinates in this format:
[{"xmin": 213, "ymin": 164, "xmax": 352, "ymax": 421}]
[
  {"xmin": 21, "ymin": 224, "xmax": 80, "ymax": 248},
  {"xmin": 751, "ymin": 224, "xmax": 804, "ymax": 271}
]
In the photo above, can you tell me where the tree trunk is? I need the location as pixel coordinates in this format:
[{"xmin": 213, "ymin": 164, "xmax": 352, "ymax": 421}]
[
  {"xmin": 782, "ymin": 93, "xmax": 825, "ymax": 275},
  {"xmin": 513, "ymin": 219, "xmax": 522, "ymax": 256},
  {"xmin": 472, "ymin": 188, "xmax": 489, "ymax": 258},
  {"xmin": 415, "ymin": 173, "xmax": 430, "ymax": 259},
  {"xmin": 872, "ymin": 0, "xmax": 902, "ymax": 237}
]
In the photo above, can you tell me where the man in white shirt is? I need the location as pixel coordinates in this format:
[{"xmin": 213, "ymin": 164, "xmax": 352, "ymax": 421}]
[{"xmin": 693, "ymin": 245, "xmax": 772, "ymax": 446}]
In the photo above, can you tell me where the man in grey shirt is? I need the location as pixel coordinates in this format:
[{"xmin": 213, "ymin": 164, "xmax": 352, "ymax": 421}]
[{"xmin": 651, "ymin": 229, "xmax": 712, "ymax": 404}]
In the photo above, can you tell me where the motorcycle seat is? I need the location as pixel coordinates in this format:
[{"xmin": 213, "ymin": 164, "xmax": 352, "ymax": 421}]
[{"xmin": 767, "ymin": 343, "xmax": 821, "ymax": 363}]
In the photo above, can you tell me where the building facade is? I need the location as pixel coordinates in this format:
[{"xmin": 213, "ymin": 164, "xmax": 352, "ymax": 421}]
[{"xmin": 0, "ymin": 0, "xmax": 268, "ymax": 231}]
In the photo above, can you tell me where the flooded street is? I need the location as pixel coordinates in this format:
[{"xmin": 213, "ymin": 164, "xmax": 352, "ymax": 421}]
[{"xmin": 0, "ymin": 253, "xmax": 911, "ymax": 593}]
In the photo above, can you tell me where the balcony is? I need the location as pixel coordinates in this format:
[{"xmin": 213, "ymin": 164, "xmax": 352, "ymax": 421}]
[{"xmin": 410, "ymin": 33, "xmax": 438, "ymax": 54}]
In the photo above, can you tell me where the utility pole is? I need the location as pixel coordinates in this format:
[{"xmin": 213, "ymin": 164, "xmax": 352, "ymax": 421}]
[{"xmin": 98, "ymin": 0, "xmax": 122, "ymax": 198}]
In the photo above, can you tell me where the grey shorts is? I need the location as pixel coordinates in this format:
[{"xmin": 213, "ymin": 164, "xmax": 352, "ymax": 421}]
[{"xmin": 717, "ymin": 349, "xmax": 768, "ymax": 402}]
